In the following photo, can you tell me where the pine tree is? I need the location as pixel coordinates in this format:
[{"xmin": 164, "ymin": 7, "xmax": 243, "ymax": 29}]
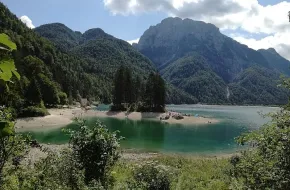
[
  {"xmin": 113, "ymin": 65, "xmax": 125, "ymax": 105},
  {"xmin": 124, "ymin": 67, "xmax": 133, "ymax": 104},
  {"xmin": 133, "ymin": 76, "xmax": 142, "ymax": 102},
  {"xmin": 145, "ymin": 73, "xmax": 155, "ymax": 109},
  {"xmin": 155, "ymin": 74, "xmax": 166, "ymax": 108}
]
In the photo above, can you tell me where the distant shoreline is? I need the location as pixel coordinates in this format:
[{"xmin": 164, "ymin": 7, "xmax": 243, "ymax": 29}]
[
  {"xmin": 15, "ymin": 108, "xmax": 219, "ymax": 132},
  {"xmin": 167, "ymin": 103, "xmax": 281, "ymax": 108}
]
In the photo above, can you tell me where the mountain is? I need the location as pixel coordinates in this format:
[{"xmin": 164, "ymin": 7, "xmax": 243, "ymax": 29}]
[
  {"xmin": 36, "ymin": 23, "xmax": 156, "ymax": 80},
  {"xmin": 0, "ymin": 3, "xmax": 158, "ymax": 115},
  {"xmin": 162, "ymin": 54, "xmax": 228, "ymax": 104},
  {"xmin": 36, "ymin": 23, "xmax": 197, "ymax": 103},
  {"xmin": 33, "ymin": 23, "xmax": 82, "ymax": 51},
  {"xmin": 0, "ymin": 2, "xmax": 196, "ymax": 115},
  {"xmin": 229, "ymin": 66, "xmax": 288, "ymax": 105},
  {"xmin": 135, "ymin": 17, "xmax": 289, "ymax": 105},
  {"xmin": 258, "ymin": 48, "xmax": 290, "ymax": 76}
]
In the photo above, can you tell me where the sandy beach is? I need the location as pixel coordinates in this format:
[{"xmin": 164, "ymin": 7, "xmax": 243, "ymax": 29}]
[{"xmin": 15, "ymin": 108, "xmax": 219, "ymax": 131}]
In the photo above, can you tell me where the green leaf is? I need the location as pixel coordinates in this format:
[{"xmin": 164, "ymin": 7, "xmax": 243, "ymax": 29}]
[
  {"xmin": 0, "ymin": 33, "xmax": 17, "ymax": 51},
  {"xmin": 12, "ymin": 70, "xmax": 20, "ymax": 80},
  {"xmin": 0, "ymin": 59, "xmax": 20, "ymax": 82},
  {"xmin": 0, "ymin": 121, "xmax": 14, "ymax": 137}
]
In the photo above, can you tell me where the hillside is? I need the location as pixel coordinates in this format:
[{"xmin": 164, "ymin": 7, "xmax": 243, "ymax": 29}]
[
  {"xmin": 36, "ymin": 23, "xmax": 198, "ymax": 104},
  {"xmin": 135, "ymin": 17, "xmax": 289, "ymax": 105},
  {"xmin": 0, "ymin": 3, "xmax": 157, "ymax": 115},
  {"xmin": 35, "ymin": 24, "xmax": 155, "ymax": 78},
  {"xmin": 258, "ymin": 48, "xmax": 290, "ymax": 76},
  {"xmin": 0, "ymin": 3, "xmax": 197, "ymax": 114}
]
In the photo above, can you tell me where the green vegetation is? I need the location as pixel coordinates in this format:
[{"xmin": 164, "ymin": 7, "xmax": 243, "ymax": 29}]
[
  {"xmin": 35, "ymin": 22, "xmax": 156, "ymax": 104},
  {"xmin": 162, "ymin": 55, "xmax": 228, "ymax": 104},
  {"xmin": 2, "ymin": 3, "xmax": 290, "ymax": 190},
  {"xmin": 112, "ymin": 66, "xmax": 166, "ymax": 112},
  {"xmin": 68, "ymin": 119, "xmax": 122, "ymax": 187},
  {"xmin": 0, "ymin": 33, "xmax": 19, "ymax": 86},
  {"xmin": 137, "ymin": 17, "xmax": 290, "ymax": 105},
  {"xmin": 228, "ymin": 76, "xmax": 290, "ymax": 189},
  {"xmin": 0, "ymin": 3, "xmax": 159, "ymax": 117},
  {"xmin": 229, "ymin": 66, "xmax": 288, "ymax": 105}
]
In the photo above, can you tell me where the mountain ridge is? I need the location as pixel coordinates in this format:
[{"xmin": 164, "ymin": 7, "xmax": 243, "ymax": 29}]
[{"xmin": 135, "ymin": 17, "xmax": 289, "ymax": 105}]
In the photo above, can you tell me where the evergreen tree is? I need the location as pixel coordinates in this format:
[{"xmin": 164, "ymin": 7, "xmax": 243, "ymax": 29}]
[
  {"xmin": 124, "ymin": 67, "xmax": 133, "ymax": 104},
  {"xmin": 145, "ymin": 73, "xmax": 155, "ymax": 109},
  {"xmin": 25, "ymin": 76, "xmax": 42, "ymax": 105},
  {"xmin": 113, "ymin": 65, "xmax": 125, "ymax": 105},
  {"xmin": 154, "ymin": 74, "xmax": 166, "ymax": 108},
  {"xmin": 133, "ymin": 76, "xmax": 142, "ymax": 102}
]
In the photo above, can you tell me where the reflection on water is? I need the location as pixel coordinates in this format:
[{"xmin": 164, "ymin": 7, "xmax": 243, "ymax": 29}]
[{"xmin": 22, "ymin": 105, "xmax": 278, "ymax": 154}]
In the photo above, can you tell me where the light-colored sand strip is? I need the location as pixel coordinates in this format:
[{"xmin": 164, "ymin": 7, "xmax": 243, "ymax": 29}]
[
  {"xmin": 15, "ymin": 108, "xmax": 83, "ymax": 131},
  {"xmin": 16, "ymin": 108, "xmax": 219, "ymax": 131}
]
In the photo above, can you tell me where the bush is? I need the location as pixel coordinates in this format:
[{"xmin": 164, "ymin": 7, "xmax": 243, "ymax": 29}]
[
  {"xmin": 130, "ymin": 161, "xmax": 173, "ymax": 190},
  {"xmin": 231, "ymin": 109, "xmax": 290, "ymax": 189},
  {"xmin": 68, "ymin": 119, "xmax": 122, "ymax": 188},
  {"xmin": 58, "ymin": 92, "xmax": 68, "ymax": 105},
  {"xmin": 18, "ymin": 106, "xmax": 49, "ymax": 117}
]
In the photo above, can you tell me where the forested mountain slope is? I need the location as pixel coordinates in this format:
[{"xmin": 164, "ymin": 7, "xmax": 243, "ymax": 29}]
[
  {"xmin": 0, "ymin": 3, "xmax": 156, "ymax": 115},
  {"xmin": 135, "ymin": 17, "xmax": 289, "ymax": 105},
  {"xmin": 36, "ymin": 24, "xmax": 155, "ymax": 78},
  {"xmin": 258, "ymin": 48, "xmax": 290, "ymax": 76},
  {"xmin": 0, "ymin": 3, "xmax": 197, "ymax": 114},
  {"xmin": 36, "ymin": 23, "xmax": 197, "ymax": 103}
]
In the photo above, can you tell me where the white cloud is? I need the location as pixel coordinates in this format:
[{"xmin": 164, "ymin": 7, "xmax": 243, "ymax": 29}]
[
  {"xmin": 20, "ymin": 15, "xmax": 35, "ymax": 29},
  {"xmin": 127, "ymin": 38, "xmax": 140, "ymax": 45},
  {"xmin": 104, "ymin": 0, "xmax": 290, "ymax": 61},
  {"xmin": 103, "ymin": 0, "xmax": 290, "ymax": 33}
]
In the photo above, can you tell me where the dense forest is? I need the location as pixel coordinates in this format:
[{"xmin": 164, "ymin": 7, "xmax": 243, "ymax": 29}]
[
  {"xmin": 0, "ymin": 3, "xmax": 153, "ymax": 117},
  {"xmin": 112, "ymin": 66, "xmax": 166, "ymax": 112},
  {"xmin": 0, "ymin": 3, "xmax": 201, "ymax": 118}
]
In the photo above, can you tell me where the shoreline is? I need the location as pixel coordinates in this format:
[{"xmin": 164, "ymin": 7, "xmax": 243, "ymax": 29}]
[
  {"xmin": 26, "ymin": 144, "xmax": 236, "ymax": 164},
  {"xmin": 15, "ymin": 108, "xmax": 219, "ymax": 131}
]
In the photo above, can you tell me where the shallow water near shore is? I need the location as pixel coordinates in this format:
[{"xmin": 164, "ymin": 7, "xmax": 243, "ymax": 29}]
[{"xmin": 21, "ymin": 105, "xmax": 278, "ymax": 155}]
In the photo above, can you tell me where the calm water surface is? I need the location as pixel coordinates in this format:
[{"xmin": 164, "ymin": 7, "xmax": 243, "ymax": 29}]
[{"xmin": 22, "ymin": 105, "xmax": 278, "ymax": 155}]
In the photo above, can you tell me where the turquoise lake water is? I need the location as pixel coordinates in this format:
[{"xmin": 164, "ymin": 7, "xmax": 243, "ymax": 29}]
[{"xmin": 22, "ymin": 105, "xmax": 278, "ymax": 155}]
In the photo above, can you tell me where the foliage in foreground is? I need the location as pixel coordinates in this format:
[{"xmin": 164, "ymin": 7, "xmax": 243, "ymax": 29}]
[
  {"xmin": 112, "ymin": 156, "xmax": 231, "ymax": 190},
  {"xmin": 230, "ymin": 109, "xmax": 290, "ymax": 190},
  {"xmin": 67, "ymin": 119, "xmax": 122, "ymax": 187}
]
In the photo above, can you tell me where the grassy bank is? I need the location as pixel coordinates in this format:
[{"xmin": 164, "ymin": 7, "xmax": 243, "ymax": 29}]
[{"xmin": 113, "ymin": 154, "xmax": 231, "ymax": 190}]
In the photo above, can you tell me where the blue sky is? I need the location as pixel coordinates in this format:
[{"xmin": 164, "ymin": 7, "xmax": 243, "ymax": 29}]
[
  {"xmin": 1, "ymin": 0, "xmax": 290, "ymax": 60},
  {"xmin": 0, "ymin": 0, "xmax": 167, "ymax": 41}
]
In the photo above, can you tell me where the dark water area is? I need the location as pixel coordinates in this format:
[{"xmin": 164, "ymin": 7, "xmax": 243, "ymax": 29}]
[{"xmin": 21, "ymin": 105, "xmax": 278, "ymax": 155}]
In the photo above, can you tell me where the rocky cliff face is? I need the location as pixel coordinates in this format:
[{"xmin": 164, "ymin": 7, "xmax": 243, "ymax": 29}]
[
  {"xmin": 135, "ymin": 17, "xmax": 289, "ymax": 105},
  {"xmin": 136, "ymin": 17, "xmax": 270, "ymax": 82}
]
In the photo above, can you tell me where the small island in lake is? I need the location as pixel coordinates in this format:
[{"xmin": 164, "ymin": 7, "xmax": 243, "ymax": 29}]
[{"xmin": 15, "ymin": 65, "xmax": 218, "ymax": 131}]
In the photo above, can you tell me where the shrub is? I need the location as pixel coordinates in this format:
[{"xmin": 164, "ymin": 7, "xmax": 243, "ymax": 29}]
[
  {"xmin": 130, "ymin": 161, "xmax": 173, "ymax": 190},
  {"xmin": 18, "ymin": 106, "xmax": 49, "ymax": 117},
  {"xmin": 58, "ymin": 92, "xmax": 68, "ymax": 105},
  {"xmin": 67, "ymin": 119, "xmax": 122, "ymax": 188},
  {"xmin": 231, "ymin": 108, "xmax": 290, "ymax": 189}
]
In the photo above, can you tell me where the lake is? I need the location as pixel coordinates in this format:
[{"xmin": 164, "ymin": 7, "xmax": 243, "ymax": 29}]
[{"xmin": 22, "ymin": 105, "xmax": 278, "ymax": 155}]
